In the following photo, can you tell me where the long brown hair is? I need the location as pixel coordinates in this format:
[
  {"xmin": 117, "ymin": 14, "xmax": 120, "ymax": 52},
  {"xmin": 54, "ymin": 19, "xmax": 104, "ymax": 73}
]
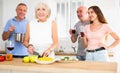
[
  {"xmin": 88, "ymin": 6, "xmax": 107, "ymax": 24},
  {"xmin": 89, "ymin": 6, "xmax": 109, "ymax": 41}
]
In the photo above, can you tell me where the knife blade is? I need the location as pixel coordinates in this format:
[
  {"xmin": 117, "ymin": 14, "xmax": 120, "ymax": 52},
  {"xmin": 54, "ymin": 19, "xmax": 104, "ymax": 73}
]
[{"xmin": 33, "ymin": 51, "xmax": 43, "ymax": 58}]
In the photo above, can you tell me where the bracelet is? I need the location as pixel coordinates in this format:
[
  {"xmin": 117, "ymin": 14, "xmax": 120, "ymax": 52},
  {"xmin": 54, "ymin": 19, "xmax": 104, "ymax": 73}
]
[{"xmin": 27, "ymin": 44, "xmax": 33, "ymax": 48}]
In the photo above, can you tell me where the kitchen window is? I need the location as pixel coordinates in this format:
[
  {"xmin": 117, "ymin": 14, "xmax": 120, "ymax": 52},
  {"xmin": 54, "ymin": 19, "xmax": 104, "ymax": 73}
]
[{"xmin": 56, "ymin": 0, "xmax": 84, "ymax": 38}]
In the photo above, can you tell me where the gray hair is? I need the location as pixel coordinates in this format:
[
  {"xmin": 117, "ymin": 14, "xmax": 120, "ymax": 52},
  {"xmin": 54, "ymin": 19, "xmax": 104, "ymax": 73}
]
[
  {"xmin": 35, "ymin": 3, "xmax": 51, "ymax": 18},
  {"xmin": 16, "ymin": 3, "xmax": 27, "ymax": 9}
]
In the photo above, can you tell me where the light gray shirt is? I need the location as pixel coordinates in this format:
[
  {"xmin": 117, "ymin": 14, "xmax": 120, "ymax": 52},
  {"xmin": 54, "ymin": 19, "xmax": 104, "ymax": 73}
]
[{"xmin": 74, "ymin": 21, "xmax": 89, "ymax": 56}]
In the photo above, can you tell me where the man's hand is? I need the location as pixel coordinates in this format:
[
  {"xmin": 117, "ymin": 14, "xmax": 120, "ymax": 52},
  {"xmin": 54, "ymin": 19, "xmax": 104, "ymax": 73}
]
[
  {"xmin": 69, "ymin": 29, "xmax": 72, "ymax": 35},
  {"xmin": 9, "ymin": 26, "xmax": 16, "ymax": 32}
]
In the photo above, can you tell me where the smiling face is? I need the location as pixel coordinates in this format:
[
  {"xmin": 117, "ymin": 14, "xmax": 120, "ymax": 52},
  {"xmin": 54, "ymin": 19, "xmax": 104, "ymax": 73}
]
[
  {"xmin": 77, "ymin": 6, "xmax": 88, "ymax": 21},
  {"xmin": 88, "ymin": 6, "xmax": 107, "ymax": 24},
  {"xmin": 35, "ymin": 3, "xmax": 50, "ymax": 22},
  {"xmin": 88, "ymin": 8, "xmax": 98, "ymax": 22},
  {"xmin": 16, "ymin": 4, "xmax": 27, "ymax": 20}
]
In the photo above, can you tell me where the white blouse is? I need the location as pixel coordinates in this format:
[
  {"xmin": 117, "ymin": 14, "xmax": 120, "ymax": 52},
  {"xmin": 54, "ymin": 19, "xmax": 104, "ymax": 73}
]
[{"xmin": 29, "ymin": 19, "xmax": 54, "ymax": 58}]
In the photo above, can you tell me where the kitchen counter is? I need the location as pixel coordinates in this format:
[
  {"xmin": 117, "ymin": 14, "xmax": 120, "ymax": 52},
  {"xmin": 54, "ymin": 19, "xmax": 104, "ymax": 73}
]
[
  {"xmin": 0, "ymin": 58, "xmax": 117, "ymax": 73},
  {"xmin": 55, "ymin": 51, "xmax": 76, "ymax": 56}
]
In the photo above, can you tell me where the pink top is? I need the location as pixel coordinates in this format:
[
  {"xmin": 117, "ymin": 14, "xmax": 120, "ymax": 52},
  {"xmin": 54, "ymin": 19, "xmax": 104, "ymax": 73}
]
[{"xmin": 84, "ymin": 24, "xmax": 113, "ymax": 50}]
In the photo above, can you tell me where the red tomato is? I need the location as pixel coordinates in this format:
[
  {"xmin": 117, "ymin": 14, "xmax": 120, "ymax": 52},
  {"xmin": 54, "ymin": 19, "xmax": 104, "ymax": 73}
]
[{"xmin": 0, "ymin": 56, "xmax": 5, "ymax": 62}]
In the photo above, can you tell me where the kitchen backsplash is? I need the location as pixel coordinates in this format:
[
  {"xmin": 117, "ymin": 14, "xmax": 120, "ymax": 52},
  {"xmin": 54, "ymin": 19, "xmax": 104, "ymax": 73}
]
[{"xmin": 56, "ymin": 38, "xmax": 78, "ymax": 53}]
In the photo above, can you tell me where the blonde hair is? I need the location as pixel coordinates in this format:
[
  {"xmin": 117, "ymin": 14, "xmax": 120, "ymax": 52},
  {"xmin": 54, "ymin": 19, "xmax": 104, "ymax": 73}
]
[{"xmin": 35, "ymin": 3, "xmax": 51, "ymax": 18}]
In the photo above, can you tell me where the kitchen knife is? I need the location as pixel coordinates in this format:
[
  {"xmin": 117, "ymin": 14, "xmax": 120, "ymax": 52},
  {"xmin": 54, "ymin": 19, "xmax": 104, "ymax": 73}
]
[{"xmin": 33, "ymin": 51, "xmax": 43, "ymax": 58}]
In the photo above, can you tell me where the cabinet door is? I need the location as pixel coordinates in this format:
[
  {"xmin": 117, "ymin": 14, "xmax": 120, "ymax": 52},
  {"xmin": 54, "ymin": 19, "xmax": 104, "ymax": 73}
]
[{"xmin": 0, "ymin": 69, "xmax": 11, "ymax": 73}]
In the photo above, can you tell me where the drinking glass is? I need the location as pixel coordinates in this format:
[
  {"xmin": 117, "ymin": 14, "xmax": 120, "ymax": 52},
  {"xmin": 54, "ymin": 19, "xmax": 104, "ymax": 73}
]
[
  {"xmin": 6, "ymin": 41, "xmax": 14, "ymax": 54},
  {"xmin": 80, "ymin": 25, "xmax": 84, "ymax": 37},
  {"xmin": 71, "ymin": 29, "xmax": 76, "ymax": 34},
  {"xmin": 80, "ymin": 32, "xmax": 84, "ymax": 37}
]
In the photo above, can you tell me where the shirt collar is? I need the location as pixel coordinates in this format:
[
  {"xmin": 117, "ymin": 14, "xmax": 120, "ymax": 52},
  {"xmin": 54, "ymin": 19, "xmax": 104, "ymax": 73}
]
[{"xmin": 12, "ymin": 16, "xmax": 26, "ymax": 22}]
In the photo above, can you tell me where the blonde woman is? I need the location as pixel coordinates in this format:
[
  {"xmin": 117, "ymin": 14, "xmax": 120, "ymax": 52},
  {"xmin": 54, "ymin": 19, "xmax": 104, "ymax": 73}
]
[{"xmin": 24, "ymin": 3, "xmax": 58, "ymax": 58}]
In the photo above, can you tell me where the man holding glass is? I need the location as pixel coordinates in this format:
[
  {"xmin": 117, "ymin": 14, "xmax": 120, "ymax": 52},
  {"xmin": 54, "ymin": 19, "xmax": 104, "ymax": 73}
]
[
  {"xmin": 69, "ymin": 6, "xmax": 89, "ymax": 61},
  {"xmin": 2, "ymin": 3, "xmax": 29, "ymax": 58}
]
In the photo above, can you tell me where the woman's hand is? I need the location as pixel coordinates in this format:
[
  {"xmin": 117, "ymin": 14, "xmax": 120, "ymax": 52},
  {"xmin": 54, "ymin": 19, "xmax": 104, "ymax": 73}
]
[
  {"xmin": 98, "ymin": 43, "xmax": 108, "ymax": 49},
  {"xmin": 27, "ymin": 45, "xmax": 34, "ymax": 54},
  {"xmin": 79, "ymin": 32, "xmax": 84, "ymax": 37},
  {"xmin": 42, "ymin": 49, "xmax": 51, "ymax": 57}
]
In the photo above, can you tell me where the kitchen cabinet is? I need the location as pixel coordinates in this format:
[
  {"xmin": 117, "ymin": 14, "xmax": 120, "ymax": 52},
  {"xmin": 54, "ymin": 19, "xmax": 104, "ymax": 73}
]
[
  {"xmin": 0, "ymin": 70, "xmax": 11, "ymax": 73},
  {"xmin": 0, "ymin": 58, "xmax": 117, "ymax": 73},
  {"xmin": 56, "ymin": 0, "xmax": 84, "ymax": 38}
]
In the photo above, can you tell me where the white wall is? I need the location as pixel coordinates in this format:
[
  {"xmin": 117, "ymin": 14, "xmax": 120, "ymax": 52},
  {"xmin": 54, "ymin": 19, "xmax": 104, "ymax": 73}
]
[
  {"xmin": 0, "ymin": 0, "xmax": 4, "ymax": 50},
  {"xmin": 0, "ymin": 0, "xmax": 3, "ymax": 27}
]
